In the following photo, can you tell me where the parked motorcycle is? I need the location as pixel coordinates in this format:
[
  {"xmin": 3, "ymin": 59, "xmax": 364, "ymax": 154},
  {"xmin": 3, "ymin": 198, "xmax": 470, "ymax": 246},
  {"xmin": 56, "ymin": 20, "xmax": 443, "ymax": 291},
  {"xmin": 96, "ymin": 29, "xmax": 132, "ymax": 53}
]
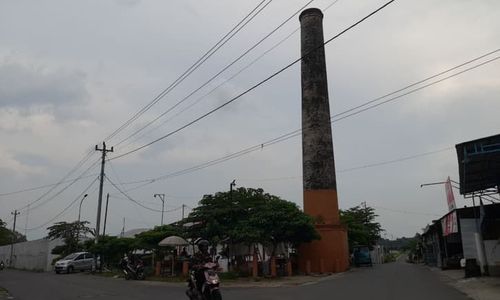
[
  {"xmin": 120, "ymin": 257, "xmax": 145, "ymax": 280},
  {"xmin": 186, "ymin": 262, "xmax": 222, "ymax": 300}
]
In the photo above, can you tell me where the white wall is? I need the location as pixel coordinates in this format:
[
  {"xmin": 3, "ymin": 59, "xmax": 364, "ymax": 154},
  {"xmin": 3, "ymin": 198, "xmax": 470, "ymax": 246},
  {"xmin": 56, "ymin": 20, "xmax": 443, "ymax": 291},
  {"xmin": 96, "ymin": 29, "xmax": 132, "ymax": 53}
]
[{"xmin": 0, "ymin": 238, "xmax": 63, "ymax": 271}]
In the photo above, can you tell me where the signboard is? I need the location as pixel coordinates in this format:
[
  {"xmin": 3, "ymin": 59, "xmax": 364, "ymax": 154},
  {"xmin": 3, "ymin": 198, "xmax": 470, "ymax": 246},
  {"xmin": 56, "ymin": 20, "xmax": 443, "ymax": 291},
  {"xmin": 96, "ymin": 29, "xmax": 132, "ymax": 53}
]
[
  {"xmin": 456, "ymin": 134, "xmax": 500, "ymax": 194},
  {"xmin": 444, "ymin": 176, "xmax": 456, "ymax": 211},
  {"xmin": 441, "ymin": 211, "xmax": 458, "ymax": 236}
]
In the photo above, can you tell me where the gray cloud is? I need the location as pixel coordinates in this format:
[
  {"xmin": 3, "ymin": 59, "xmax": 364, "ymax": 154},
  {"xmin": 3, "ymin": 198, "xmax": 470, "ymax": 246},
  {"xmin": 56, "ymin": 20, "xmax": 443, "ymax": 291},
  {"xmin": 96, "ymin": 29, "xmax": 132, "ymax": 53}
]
[{"xmin": 0, "ymin": 62, "xmax": 88, "ymax": 118}]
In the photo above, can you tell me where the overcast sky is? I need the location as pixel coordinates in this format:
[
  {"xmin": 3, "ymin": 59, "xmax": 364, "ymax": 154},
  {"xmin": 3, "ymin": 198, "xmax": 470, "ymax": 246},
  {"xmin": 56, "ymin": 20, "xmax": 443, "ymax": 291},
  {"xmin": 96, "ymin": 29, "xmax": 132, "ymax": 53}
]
[{"xmin": 1, "ymin": 0, "xmax": 499, "ymax": 240}]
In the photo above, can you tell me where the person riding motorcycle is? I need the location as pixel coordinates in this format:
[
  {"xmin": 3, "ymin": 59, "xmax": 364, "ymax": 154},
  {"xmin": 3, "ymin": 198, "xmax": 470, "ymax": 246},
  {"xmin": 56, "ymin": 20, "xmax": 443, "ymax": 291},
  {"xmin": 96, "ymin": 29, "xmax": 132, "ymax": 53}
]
[{"xmin": 191, "ymin": 239, "xmax": 213, "ymax": 292}]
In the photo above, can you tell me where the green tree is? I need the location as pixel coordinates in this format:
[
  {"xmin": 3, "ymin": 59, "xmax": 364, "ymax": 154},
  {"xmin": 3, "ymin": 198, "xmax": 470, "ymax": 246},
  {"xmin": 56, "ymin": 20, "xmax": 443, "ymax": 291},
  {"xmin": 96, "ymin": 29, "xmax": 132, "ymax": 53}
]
[
  {"xmin": 244, "ymin": 197, "xmax": 320, "ymax": 255},
  {"xmin": 185, "ymin": 187, "xmax": 319, "ymax": 251},
  {"xmin": 84, "ymin": 236, "xmax": 137, "ymax": 268},
  {"xmin": 46, "ymin": 221, "xmax": 93, "ymax": 256},
  {"xmin": 184, "ymin": 187, "xmax": 268, "ymax": 245},
  {"xmin": 340, "ymin": 204, "xmax": 382, "ymax": 251},
  {"xmin": 134, "ymin": 224, "xmax": 183, "ymax": 251},
  {"xmin": 0, "ymin": 218, "xmax": 27, "ymax": 246}
]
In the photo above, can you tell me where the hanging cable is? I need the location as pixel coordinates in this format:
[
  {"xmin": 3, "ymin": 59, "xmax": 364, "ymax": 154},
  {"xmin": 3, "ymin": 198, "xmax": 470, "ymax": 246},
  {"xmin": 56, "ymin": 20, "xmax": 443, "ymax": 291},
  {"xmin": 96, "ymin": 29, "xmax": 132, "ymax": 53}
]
[
  {"xmin": 104, "ymin": 0, "xmax": 274, "ymax": 142},
  {"xmin": 110, "ymin": 0, "xmax": 397, "ymax": 160},
  {"xmin": 24, "ymin": 177, "xmax": 99, "ymax": 231}
]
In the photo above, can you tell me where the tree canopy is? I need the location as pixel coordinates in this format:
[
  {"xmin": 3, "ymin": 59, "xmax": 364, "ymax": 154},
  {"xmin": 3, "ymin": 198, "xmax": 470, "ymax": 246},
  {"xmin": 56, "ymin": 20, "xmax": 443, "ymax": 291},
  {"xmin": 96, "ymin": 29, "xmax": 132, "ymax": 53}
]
[
  {"xmin": 84, "ymin": 236, "xmax": 136, "ymax": 266},
  {"xmin": 134, "ymin": 224, "xmax": 183, "ymax": 250},
  {"xmin": 46, "ymin": 221, "xmax": 93, "ymax": 255},
  {"xmin": 0, "ymin": 218, "xmax": 27, "ymax": 246},
  {"xmin": 340, "ymin": 204, "xmax": 382, "ymax": 251},
  {"xmin": 184, "ymin": 187, "xmax": 319, "ymax": 251}
]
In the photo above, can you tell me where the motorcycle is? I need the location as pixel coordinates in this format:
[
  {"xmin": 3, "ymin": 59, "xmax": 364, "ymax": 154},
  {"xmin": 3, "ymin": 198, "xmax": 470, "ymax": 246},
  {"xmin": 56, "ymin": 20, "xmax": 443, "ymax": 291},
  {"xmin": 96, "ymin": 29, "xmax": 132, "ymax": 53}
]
[
  {"xmin": 120, "ymin": 258, "xmax": 145, "ymax": 280},
  {"xmin": 186, "ymin": 262, "xmax": 222, "ymax": 300}
]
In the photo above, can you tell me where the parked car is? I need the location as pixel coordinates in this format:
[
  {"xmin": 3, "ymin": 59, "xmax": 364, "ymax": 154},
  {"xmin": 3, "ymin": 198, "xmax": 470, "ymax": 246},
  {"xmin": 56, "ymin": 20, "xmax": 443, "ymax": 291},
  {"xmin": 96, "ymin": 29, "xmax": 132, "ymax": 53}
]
[
  {"xmin": 54, "ymin": 252, "xmax": 96, "ymax": 274},
  {"xmin": 353, "ymin": 245, "xmax": 373, "ymax": 267}
]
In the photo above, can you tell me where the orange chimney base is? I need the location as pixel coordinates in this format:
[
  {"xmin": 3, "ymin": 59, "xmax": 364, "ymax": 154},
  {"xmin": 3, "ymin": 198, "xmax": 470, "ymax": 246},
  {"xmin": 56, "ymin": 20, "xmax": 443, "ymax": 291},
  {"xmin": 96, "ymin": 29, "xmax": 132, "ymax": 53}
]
[
  {"xmin": 298, "ymin": 224, "xmax": 349, "ymax": 273},
  {"xmin": 299, "ymin": 189, "xmax": 349, "ymax": 273}
]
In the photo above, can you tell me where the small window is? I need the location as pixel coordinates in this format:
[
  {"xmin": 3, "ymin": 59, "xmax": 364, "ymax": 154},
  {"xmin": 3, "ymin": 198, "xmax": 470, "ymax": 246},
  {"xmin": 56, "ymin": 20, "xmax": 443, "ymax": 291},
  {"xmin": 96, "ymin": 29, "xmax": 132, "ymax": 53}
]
[
  {"xmin": 85, "ymin": 253, "xmax": 94, "ymax": 259},
  {"xmin": 75, "ymin": 254, "xmax": 85, "ymax": 260}
]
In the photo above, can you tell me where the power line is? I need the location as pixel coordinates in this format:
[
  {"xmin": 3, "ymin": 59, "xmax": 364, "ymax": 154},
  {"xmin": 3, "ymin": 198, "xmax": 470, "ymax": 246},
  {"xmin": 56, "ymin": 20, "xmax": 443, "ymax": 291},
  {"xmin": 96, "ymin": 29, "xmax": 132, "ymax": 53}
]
[
  {"xmin": 0, "ymin": 173, "xmax": 99, "ymax": 197},
  {"xmin": 106, "ymin": 48, "xmax": 500, "ymax": 189},
  {"xmin": 337, "ymin": 147, "xmax": 453, "ymax": 173},
  {"xmin": 13, "ymin": 150, "xmax": 96, "ymax": 212},
  {"xmin": 124, "ymin": 146, "xmax": 453, "ymax": 190},
  {"xmin": 113, "ymin": 0, "xmax": 315, "ymax": 148},
  {"xmin": 106, "ymin": 175, "xmax": 181, "ymax": 213},
  {"xmin": 24, "ymin": 177, "xmax": 99, "ymax": 231},
  {"xmin": 104, "ymin": 0, "xmax": 273, "ymax": 143},
  {"xmin": 238, "ymin": 148, "xmax": 452, "ymax": 182},
  {"xmin": 16, "ymin": 158, "xmax": 101, "ymax": 213},
  {"xmin": 110, "ymin": 0, "xmax": 396, "ymax": 161},
  {"xmin": 331, "ymin": 48, "xmax": 500, "ymax": 121},
  {"xmin": 117, "ymin": 0, "xmax": 341, "ymax": 152},
  {"xmin": 331, "ymin": 55, "xmax": 500, "ymax": 123}
]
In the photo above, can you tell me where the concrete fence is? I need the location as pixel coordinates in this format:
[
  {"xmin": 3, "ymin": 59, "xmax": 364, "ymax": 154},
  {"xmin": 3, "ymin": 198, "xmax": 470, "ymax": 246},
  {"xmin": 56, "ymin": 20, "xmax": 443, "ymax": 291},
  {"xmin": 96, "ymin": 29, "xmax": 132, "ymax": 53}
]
[{"xmin": 0, "ymin": 238, "xmax": 63, "ymax": 271}]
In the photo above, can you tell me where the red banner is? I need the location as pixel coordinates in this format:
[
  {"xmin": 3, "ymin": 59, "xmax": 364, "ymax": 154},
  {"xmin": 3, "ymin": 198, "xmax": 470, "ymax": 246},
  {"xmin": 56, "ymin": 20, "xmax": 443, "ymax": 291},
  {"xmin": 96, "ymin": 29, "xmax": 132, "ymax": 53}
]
[
  {"xmin": 441, "ymin": 211, "xmax": 458, "ymax": 236},
  {"xmin": 445, "ymin": 176, "xmax": 456, "ymax": 211}
]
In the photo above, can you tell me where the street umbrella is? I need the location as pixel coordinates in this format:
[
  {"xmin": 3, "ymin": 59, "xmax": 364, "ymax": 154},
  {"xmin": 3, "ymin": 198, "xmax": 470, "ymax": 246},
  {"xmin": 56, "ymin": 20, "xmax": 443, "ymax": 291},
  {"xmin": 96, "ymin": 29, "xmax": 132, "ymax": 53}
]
[
  {"xmin": 158, "ymin": 235, "xmax": 189, "ymax": 277},
  {"xmin": 158, "ymin": 235, "xmax": 189, "ymax": 247}
]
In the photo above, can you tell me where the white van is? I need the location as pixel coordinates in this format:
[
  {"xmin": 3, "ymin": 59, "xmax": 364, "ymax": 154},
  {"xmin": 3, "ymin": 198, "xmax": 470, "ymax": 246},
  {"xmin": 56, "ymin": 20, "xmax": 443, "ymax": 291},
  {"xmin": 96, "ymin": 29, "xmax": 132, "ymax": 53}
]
[{"xmin": 54, "ymin": 252, "xmax": 96, "ymax": 274}]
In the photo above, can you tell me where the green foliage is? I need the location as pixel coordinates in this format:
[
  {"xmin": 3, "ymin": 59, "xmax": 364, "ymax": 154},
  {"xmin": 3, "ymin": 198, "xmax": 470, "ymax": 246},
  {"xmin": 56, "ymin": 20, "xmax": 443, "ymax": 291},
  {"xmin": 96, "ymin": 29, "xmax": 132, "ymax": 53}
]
[
  {"xmin": 340, "ymin": 205, "xmax": 382, "ymax": 251},
  {"xmin": 134, "ymin": 225, "xmax": 182, "ymax": 250},
  {"xmin": 46, "ymin": 221, "xmax": 93, "ymax": 256},
  {"xmin": 184, "ymin": 187, "xmax": 319, "ymax": 250},
  {"xmin": 244, "ymin": 197, "xmax": 320, "ymax": 252},
  {"xmin": 84, "ymin": 236, "xmax": 137, "ymax": 267},
  {"xmin": 0, "ymin": 218, "xmax": 27, "ymax": 246},
  {"xmin": 383, "ymin": 252, "xmax": 398, "ymax": 263},
  {"xmin": 378, "ymin": 236, "xmax": 417, "ymax": 251}
]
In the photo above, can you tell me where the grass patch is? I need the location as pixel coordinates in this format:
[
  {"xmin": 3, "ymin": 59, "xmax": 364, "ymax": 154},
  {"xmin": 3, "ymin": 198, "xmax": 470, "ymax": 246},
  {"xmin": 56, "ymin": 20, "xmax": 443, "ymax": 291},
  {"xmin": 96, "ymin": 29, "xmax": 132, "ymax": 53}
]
[{"xmin": 0, "ymin": 287, "xmax": 8, "ymax": 298}]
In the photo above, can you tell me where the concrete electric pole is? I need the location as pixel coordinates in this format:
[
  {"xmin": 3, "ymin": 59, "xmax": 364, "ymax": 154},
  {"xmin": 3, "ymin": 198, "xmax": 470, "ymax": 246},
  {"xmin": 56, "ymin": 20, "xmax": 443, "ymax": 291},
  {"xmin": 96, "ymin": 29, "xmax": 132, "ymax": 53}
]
[
  {"xmin": 103, "ymin": 193, "xmax": 110, "ymax": 236},
  {"xmin": 95, "ymin": 142, "xmax": 113, "ymax": 243},
  {"xmin": 9, "ymin": 210, "xmax": 20, "ymax": 267}
]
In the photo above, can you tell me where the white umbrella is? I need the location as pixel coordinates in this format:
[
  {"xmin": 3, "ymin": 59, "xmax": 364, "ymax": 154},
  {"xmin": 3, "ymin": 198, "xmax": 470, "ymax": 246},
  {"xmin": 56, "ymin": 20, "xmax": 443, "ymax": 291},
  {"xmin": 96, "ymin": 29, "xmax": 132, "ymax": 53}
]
[
  {"xmin": 158, "ymin": 235, "xmax": 189, "ymax": 247},
  {"xmin": 158, "ymin": 235, "xmax": 189, "ymax": 277}
]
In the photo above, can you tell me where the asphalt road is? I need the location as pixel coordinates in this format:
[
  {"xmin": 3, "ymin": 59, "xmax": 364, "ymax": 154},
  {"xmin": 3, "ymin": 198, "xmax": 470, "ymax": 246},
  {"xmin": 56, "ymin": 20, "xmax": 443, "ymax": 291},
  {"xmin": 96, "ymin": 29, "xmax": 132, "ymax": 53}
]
[{"xmin": 0, "ymin": 260, "xmax": 469, "ymax": 300}]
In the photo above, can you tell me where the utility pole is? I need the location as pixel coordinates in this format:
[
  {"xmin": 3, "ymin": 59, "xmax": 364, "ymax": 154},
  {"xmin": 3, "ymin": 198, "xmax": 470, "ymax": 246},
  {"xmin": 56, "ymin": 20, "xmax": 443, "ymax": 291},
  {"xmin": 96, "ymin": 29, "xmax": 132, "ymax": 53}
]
[
  {"xmin": 182, "ymin": 204, "xmax": 186, "ymax": 220},
  {"xmin": 120, "ymin": 218, "xmax": 125, "ymax": 237},
  {"xmin": 228, "ymin": 180, "xmax": 236, "ymax": 273},
  {"xmin": 10, "ymin": 210, "xmax": 20, "ymax": 267},
  {"xmin": 103, "ymin": 193, "xmax": 110, "ymax": 236},
  {"xmin": 230, "ymin": 180, "xmax": 236, "ymax": 201},
  {"xmin": 95, "ymin": 142, "xmax": 113, "ymax": 244},
  {"xmin": 154, "ymin": 194, "xmax": 165, "ymax": 226}
]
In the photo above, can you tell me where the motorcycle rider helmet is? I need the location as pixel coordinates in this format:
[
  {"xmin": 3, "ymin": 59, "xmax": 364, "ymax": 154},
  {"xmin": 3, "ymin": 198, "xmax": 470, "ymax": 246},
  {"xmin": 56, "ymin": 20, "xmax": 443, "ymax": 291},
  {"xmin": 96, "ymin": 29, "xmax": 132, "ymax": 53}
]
[{"xmin": 197, "ymin": 239, "xmax": 210, "ymax": 253}]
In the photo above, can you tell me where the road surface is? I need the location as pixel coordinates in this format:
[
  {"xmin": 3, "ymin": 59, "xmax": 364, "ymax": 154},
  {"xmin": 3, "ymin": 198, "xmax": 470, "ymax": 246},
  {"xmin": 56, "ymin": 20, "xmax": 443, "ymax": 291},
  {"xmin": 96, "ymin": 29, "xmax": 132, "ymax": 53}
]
[{"xmin": 0, "ymin": 260, "xmax": 469, "ymax": 299}]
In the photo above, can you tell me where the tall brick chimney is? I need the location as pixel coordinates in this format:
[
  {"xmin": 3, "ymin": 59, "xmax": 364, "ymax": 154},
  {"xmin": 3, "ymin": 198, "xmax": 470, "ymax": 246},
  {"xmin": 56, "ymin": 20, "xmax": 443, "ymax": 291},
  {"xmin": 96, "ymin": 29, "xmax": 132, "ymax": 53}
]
[{"xmin": 298, "ymin": 8, "xmax": 349, "ymax": 274}]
